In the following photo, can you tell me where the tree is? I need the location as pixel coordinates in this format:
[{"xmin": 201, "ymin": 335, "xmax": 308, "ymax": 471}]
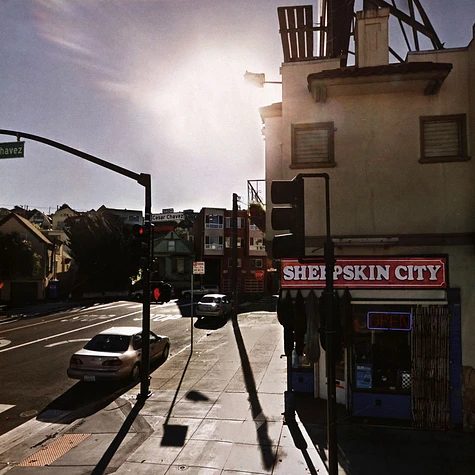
[
  {"xmin": 65, "ymin": 211, "xmax": 139, "ymax": 292},
  {"xmin": 0, "ymin": 232, "xmax": 41, "ymax": 278}
]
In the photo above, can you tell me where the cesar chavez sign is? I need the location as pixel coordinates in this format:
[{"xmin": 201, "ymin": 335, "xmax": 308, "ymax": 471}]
[
  {"xmin": 281, "ymin": 257, "xmax": 447, "ymax": 289},
  {"xmin": 151, "ymin": 212, "xmax": 184, "ymax": 223},
  {"xmin": 0, "ymin": 141, "xmax": 25, "ymax": 159}
]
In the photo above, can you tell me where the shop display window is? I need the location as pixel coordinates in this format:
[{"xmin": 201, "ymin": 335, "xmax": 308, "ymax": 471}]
[{"xmin": 352, "ymin": 305, "xmax": 412, "ymax": 394}]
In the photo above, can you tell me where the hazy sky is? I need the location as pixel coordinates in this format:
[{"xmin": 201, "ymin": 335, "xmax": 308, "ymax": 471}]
[{"xmin": 1, "ymin": 0, "xmax": 474, "ymax": 215}]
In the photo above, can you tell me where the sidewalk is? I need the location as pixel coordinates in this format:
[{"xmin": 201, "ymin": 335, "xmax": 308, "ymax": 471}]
[{"xmin": 0, "ymin": 309, "xmax": 474, "ymax": 474}]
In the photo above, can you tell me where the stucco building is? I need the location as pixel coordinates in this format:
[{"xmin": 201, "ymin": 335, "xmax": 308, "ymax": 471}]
[{"xmin": 261, "ymin": 6, "xmax": 475, "ymax": 430}]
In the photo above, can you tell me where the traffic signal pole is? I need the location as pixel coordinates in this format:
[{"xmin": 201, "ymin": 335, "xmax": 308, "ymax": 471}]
[
  {"xmin": 139, "ymin": 174, "xmax": 153, "ymax": 400},
  {"xmin": 301, "ymin": 174, "xmax": 337, "ymax": 474},
  {"xmin": 0, "ymin": 129, "xmax": 154, "ymax": 400},
  {"xmin": 322, "ymin": 175, "xmax": 337, "ymax": 475},
  {"xmin": 271, "ymin": 172, "xmax": 337, "ymax": 474},
  {"xmin": 231, "ymin": 193, "xmax": 238, "ymax": 321}
]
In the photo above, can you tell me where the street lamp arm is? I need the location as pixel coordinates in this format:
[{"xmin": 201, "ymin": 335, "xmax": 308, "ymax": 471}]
[
  {"xmin": 243, "ymin": 71, "xmax": 282, "ymax": 88},
  {"xmin": 0, "ymin": 128, "xmax": 144, "ymax": 185}
]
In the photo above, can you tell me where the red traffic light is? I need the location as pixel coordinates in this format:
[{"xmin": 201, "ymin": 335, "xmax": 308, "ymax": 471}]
[{"xmin": 132, "ymin": 224, "xmax": 145, "ymax": 237}]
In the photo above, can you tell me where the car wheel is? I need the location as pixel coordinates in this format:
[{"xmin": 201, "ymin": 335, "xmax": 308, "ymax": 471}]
[{"xmin": 130, "ymin": 363, "xmax": 140, "ymax": 381}]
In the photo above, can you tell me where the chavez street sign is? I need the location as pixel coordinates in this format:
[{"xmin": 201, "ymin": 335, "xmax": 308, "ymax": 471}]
[{"xmin": 0, "ymin": 141, "xmax": 25, "ymax": 159}]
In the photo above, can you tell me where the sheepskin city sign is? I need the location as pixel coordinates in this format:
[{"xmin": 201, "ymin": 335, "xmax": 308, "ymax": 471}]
[{"xmin": 281, "ymin": 257, "xmax": 447, "ymax": 289}]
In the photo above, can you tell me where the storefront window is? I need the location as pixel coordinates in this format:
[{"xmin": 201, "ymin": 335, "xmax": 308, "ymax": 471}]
[{"xmin": 352, "ymin": 305, "xmax": 412, "ymax": 394}]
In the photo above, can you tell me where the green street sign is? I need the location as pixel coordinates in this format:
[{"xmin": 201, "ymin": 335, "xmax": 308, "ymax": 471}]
[{"xmin": 0, "ymin": 141, "xmax": 25, "ymax": 158}]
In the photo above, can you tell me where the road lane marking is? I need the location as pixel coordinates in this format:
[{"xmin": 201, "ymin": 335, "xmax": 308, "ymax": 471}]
[
  {"xmin": 0, "ymin": 339, "xmax": 11, "ymax": 348},
  {"xmin": 0, "ymin": 404, "xmax": 14, "ymax": 414},
  {"xmin": 0, "ymin": 310, "xmax": 141, "ymax": 354},
  {"xmin": 45, "ymin": 338, "xmax": 90, "ymax": 348},
  {"xmin": 0, "ymin": 302, "xmax": 132, "ymax": 335}
]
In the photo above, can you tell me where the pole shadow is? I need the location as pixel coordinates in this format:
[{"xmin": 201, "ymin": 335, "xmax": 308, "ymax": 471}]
[
  {"xmin": 90, "ymin": 397, "xmax": 145, "ymax": 475},
  {"xmin": 230, "ymin": 313, "xmax": 276, "ymax": 470},
  {"xmin": 160, "ymin": 349, "xmax": 193, "ymax": 447}
]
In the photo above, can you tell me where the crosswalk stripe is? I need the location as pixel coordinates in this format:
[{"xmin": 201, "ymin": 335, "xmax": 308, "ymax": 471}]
[{"xmin": 0, "ymin": 404, "xmax": 14, "ymax": 414}]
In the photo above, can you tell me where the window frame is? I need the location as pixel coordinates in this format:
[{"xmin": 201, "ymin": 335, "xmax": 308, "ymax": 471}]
[
  {"xmin": 419, "ymin": 114, "xmax": 470, "ymax": 164},
  {"xmin": 291, "ymin": 122, "xmax": 336, "ymax": 169},
  {"xmin": 205, "ymin": 235, "xmax": 223, "ymax": 250},
  {"xmin": 205, "ymin": 214, "xmax": 223, "ymax": 229},
  {"xmin": 228, "ymin": 258, "xmax": 242, "ymax": 268}
]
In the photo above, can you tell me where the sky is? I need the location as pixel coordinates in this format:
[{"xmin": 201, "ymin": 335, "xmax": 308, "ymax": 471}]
[{"xmin": 1, "ymin": 0, "xmax": 474, "ymax": 216}]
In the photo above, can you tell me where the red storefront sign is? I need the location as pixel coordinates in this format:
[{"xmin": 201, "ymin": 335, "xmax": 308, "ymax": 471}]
[{"xmin": 281, "ymin": 257, "xmax": 447, "ymax": 289}]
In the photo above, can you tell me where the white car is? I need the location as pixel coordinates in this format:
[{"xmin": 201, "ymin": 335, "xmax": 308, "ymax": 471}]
[
  {"xmin": 67, "ymin": 327, "xmax": 170, "ymax": 383},
  {"xmin": 195, "ymin": 294, "xmax": 232, "ymax": 320}
]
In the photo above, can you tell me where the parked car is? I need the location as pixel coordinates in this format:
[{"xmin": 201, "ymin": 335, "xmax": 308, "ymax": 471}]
[
  {"xmin": 67, "ymin": 326, "xmax": 170, "ymax": 383},
  {"xmin": 195, "ymin": 294, "xmax": 232, "ymax": 320},
  {"xmin": 182, "ymin": 284, "xmax": 220, "ymax": 299},
  {"xmin": 130, "ymin": 281, "xmax": 173, "ymax": 303}
]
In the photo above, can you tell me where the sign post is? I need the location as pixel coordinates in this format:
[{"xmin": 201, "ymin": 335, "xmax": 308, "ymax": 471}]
[{"xmin": 191, "ymin": 261, "xmax": 205, "ymax": 352}]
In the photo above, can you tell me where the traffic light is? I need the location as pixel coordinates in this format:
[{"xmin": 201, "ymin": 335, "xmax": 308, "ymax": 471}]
[
  {"xmin": 131, "ymin": 224, "xmax": 151, "ymax": 266},
  {"xmin": 271, "ymin": 176, "xmax": 305, "ymax": 259}
]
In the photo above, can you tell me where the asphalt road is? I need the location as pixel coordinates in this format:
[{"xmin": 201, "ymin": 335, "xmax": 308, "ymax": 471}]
[{"xmin": 0, "ymin": 298, "xmax": 226, "ymax": 436}]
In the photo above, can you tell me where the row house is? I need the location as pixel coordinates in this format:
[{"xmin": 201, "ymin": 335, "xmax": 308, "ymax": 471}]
[{"xmin": 192, "ymin": 207, "xmax": 270, "ymax": 294}]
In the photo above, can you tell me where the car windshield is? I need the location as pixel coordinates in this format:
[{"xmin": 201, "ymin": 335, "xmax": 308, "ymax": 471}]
[
  {"xmin": 84, "ymin": 334, "xmax": 131, "ymax": 352},
  {"xmin": 200, "ymin": 296, "xmax": 220, "ymax": 303}
]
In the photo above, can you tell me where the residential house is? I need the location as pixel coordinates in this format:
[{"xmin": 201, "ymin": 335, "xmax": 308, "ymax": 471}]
[
  {"xmin": 97, "ymin": 205, "xmax": 143, "ymax": 226},
  {"xmin": 151, "ymin": 230, "xmax": 194, "ymax": 293},
  {"xmin": 28, "ymin": 210, "xmax": 52, "ymax": 230},
  {"xmin": 0, "ymin": 213, "xmax": 54, "ymax": 303},
  {"xmin": 51, "ymin": 204, "xmax": 77, "ymax": 231}
]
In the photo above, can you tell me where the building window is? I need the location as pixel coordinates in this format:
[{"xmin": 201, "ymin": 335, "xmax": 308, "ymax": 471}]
[
  {"xmin": 167, "ymin": 240, "xmax": 176, "ymax": 252},
  {"xmin": 250, "ymin": 237, "xmax": 265, "ymax": 251},
  {"xmin": 205, "ymin": 236, "xmax": 223, "ymax": 250},
  {"xmin": 228, "ymin": 258, "xmax": 242, "ymax": 267},
  {"xmin": 420, "ymin": 114, "xmax": 469, "ymax": 163},
  {"xmin": 205, "ymin": 214, "xmax": 223, "ymax": 229},
  {"xmin": 251, "ymin": 258, "xmax": 263, "ymax": 268},
  {"xmin": 225, "ymin": 237, "xmax": 244, "ymax": 248},
  {"xmin": 291, "ymin": 122, "xmax": 335, "ymax": 168},
  {"xmin": 249, "ymin": 223, "xmax": 259, "ymax": 231},
  {"xmin": 172, "ymin": 257, "xmax": 185, "ymax": 274},
  {"xmin": 225, "ymin": 217, "xmax": 244, "ymax": 228}
]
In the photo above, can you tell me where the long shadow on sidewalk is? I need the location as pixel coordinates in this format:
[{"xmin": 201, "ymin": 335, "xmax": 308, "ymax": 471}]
[
  {"xmin": 160, "ymin": 350, "xmax": 193, "ymax": 447},
  {"xmin": 230, "ymin": 313, "xmax": 276, "ymax": 471},
  {"xmin": 90, "ymin": 397, "xmax": 146, "ymax": 475}
]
